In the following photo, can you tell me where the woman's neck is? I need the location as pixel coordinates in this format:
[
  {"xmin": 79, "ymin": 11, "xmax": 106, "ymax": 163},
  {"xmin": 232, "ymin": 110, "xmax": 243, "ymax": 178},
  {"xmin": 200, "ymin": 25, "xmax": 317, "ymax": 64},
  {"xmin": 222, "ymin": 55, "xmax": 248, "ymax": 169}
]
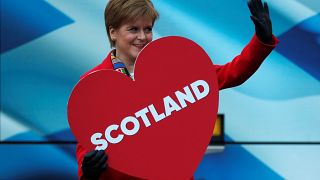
[{"xmin": 124, "ymin": 63, "xmax": 134, "ymax": 74}]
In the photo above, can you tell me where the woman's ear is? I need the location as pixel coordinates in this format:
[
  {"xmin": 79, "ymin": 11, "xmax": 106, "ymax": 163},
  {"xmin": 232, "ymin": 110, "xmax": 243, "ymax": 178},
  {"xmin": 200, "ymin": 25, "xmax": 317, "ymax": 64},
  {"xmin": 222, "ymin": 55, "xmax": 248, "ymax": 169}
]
[{"xmin": 109, "ymin": 26, "xmax": 117, "ymax": 41}]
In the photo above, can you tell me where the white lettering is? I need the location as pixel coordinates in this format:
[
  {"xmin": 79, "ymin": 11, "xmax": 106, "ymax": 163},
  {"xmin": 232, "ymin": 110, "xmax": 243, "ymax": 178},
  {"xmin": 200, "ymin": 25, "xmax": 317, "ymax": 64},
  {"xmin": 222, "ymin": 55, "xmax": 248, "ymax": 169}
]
[
  {"xmin": 90, "ymin": 79, "xmax": 211, "ymax": 150},
  {"xmin": 148, "ymin": 104, "xmax": 166, "ymax": 122},
  {"xmin": 105, "ymin": 125, "xmax": 123, "ymax": 144},
  {"xmin": 190, "ymin": 80, "xmax": 210, "ymax": 100},
  {"xmin": 91, "ymin": 133, "xmax": 108, "ymax": 150},
  {"xmin": 175, "ymin": 85, "xmax": 196, "ymax": 108},
  {"xmin": 135, "ymin": 107, "xmax": 151, "ymax": 127},
  {"xmin": 163, "ymin": 96, "xmax": 181, "ymax": 116},
  {"xmin": 120, "ymin": 116, "xmax": 140, "ymax": 136}
]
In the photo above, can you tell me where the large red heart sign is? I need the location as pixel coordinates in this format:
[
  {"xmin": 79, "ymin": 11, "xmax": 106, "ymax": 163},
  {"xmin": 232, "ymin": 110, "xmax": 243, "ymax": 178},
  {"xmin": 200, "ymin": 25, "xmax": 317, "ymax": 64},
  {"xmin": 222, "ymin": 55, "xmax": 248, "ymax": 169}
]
[{"xmin": 68, "ymin": 36, "xmax": 219, "ymax": 179}]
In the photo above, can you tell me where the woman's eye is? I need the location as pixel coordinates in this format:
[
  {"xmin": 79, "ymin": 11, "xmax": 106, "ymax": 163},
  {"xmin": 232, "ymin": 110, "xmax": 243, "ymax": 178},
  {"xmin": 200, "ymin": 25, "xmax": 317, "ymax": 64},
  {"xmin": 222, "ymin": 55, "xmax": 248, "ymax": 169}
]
[
  {"xmin": 129, "ymin": 27, "xmax": 138, "ymax": 32},
  {"xmin": 145, "ymin": 27, "xmax": 153, "ymax": 33}
]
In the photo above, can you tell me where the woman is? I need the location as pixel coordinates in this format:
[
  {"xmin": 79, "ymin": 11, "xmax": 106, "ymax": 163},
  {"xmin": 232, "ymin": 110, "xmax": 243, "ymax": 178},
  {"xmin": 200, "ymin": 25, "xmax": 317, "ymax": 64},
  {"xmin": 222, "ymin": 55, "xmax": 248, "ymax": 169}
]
[{"xmin": 76, "ymin": 0, "xmax": 279, "ymax": 179}]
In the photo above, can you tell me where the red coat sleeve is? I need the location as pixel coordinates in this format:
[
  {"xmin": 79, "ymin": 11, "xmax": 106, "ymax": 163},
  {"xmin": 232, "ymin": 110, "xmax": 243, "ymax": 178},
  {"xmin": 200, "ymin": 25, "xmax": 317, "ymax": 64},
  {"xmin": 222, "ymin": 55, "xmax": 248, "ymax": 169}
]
[
  {"xmin": 76, "ymin": 143, "xmax": 88, "ymax": 179},
  {"xmin": 214, "ymin": 34, "xmax": 279, "ymax": 90}
]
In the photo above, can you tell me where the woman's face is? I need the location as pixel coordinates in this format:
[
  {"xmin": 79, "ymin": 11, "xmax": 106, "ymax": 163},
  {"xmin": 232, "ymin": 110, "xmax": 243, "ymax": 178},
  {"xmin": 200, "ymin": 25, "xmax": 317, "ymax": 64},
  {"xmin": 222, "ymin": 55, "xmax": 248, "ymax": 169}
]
[{"xmin": 110, "ymin": 16, "xmax": 153, "ymax": 63}]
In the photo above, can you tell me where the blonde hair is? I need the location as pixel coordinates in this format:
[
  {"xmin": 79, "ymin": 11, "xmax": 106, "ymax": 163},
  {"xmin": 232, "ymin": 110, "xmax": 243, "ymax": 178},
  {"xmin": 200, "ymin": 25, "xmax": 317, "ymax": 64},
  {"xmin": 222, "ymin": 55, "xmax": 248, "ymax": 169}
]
[{"xmin": 104, "ymin": 0, "xmax": 159, "ymax": 47}]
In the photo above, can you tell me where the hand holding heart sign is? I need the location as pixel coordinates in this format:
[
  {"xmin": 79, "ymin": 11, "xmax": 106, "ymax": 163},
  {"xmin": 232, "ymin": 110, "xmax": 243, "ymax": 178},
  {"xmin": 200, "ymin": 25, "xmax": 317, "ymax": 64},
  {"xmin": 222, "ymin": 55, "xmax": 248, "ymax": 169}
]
[{"xmin": 68, "ymin": 36, "xmax": 219, "ymax": 179}]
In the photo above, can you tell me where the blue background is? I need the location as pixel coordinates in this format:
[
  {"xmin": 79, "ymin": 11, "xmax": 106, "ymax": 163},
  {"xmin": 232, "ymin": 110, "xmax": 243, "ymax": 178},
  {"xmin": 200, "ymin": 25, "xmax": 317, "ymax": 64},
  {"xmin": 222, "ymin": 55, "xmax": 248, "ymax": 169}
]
[{"xmin": 1, "ymin": 0, "xmax": 320, "ymax": 179}]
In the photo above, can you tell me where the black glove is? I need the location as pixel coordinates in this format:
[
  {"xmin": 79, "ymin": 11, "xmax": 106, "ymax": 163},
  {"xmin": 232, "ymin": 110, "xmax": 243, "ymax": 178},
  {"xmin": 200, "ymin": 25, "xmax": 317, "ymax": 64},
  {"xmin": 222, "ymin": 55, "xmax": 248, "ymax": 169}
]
[
  {"xmin": 82, "ymin": 150, "xmax": 108, "ymax": 180},
  {"xmin": 247, "ymin": 0, "xmax": 273, "ymax": 43}
]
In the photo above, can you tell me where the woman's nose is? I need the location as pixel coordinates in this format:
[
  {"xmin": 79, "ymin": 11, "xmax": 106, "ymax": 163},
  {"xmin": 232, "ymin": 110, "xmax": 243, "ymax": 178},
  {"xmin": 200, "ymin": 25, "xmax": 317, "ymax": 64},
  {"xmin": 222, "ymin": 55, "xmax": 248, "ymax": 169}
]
[{"xmin": 137, "ymin": 30, "xmax": 147, "ymax": 40}]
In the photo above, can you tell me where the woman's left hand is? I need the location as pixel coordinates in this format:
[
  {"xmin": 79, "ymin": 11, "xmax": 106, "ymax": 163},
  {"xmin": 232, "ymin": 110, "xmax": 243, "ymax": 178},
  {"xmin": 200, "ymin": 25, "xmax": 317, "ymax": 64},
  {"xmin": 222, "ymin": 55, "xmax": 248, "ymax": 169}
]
[{"xmin": 247, "ymin": 0, "xmax": 273, "ymax": 43}]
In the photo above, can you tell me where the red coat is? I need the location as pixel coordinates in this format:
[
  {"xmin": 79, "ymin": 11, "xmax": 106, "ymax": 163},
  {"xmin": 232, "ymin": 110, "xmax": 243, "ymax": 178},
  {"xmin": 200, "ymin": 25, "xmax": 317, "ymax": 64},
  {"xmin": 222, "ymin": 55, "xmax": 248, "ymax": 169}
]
[{"xmin": 76, "ymin": 34, "xmax": 279, "ymax": 179}]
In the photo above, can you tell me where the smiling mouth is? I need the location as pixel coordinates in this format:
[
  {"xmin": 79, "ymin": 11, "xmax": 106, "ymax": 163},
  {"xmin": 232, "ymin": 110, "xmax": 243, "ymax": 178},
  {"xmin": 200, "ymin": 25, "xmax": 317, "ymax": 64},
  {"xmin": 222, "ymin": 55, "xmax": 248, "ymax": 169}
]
[{"xmin": 133, "ymin": 44, "xmax": 146, "ymax": 49}]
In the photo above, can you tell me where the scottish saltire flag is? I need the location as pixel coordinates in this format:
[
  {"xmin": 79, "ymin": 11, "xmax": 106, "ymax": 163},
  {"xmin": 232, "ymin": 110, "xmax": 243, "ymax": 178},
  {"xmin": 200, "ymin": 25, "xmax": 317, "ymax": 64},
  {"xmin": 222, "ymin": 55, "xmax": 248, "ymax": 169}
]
[{"xmin": 1, "ymin": 0, "xmax": 319, "ymax": 179}]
